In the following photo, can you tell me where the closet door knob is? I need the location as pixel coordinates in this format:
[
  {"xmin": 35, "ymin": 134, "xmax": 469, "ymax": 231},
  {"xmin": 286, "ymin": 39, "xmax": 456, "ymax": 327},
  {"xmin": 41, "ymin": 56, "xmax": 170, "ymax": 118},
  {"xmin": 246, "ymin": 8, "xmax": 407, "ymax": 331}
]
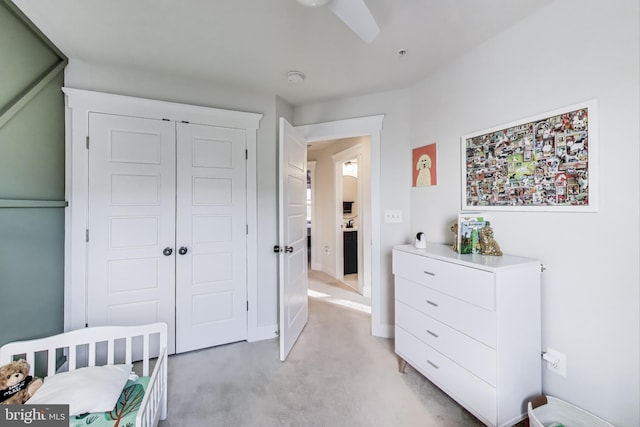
[
  {"xmin": 284, "ymin": 246, "xmax": 294, "ymax": 253},
  {"xmin": 163, "ymin": 247, "xmax": 173, "ymax": 256},
  {"xmin": 178, "ymin": 246, "xmax": 188, "ymax": 255}
]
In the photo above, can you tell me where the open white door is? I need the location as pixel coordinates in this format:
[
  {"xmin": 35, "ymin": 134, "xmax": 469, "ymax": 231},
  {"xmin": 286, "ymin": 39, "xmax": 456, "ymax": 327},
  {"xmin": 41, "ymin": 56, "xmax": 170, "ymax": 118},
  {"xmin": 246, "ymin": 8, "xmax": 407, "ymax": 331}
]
[{"xmin": 278, "ymin": 117, "xmax": 308, "ymax": 361}]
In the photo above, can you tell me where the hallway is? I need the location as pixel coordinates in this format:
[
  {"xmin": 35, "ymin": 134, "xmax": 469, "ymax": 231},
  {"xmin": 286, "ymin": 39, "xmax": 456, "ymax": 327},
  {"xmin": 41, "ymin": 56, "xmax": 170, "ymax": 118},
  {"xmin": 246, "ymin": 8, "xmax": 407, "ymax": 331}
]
[{"xmin": 307, "ymin": 269, "xmax": 371, "ymax": 315}]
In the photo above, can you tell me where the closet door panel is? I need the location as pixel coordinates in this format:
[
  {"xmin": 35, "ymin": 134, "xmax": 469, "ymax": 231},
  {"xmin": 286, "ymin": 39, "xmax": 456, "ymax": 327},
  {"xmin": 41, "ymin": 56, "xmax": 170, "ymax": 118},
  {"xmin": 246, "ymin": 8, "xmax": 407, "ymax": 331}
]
[
  {"xmin": 175, "ymin": 123, "xmax": 247, "ymax": 353},
  {"xmin": 87, "ymin": 113, "xmax": 177, "ymax": 353}
]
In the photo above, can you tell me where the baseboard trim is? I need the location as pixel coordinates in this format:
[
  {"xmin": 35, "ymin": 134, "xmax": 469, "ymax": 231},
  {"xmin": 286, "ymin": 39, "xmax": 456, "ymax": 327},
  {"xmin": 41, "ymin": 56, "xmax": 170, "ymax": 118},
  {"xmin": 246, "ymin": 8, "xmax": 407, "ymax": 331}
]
[
  {"xmin": 372, "ymin": 323, "xmax": 394, "ymax": 338},
  {"xmin": 248, "ymin": 324, "xmax": 278, "ymax": 342}
]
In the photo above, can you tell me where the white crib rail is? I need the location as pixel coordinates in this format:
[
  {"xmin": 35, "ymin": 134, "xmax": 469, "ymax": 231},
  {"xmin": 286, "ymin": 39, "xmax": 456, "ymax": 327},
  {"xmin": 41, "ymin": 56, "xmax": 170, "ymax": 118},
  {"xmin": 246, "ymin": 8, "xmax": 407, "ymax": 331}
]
[
  {"xmin": 0, "ymin": 323, "xmax": 167, "ymax": 377},
  {"xmin": 136, "ymin": 347, "xmax": 168, "ymax": 426}
]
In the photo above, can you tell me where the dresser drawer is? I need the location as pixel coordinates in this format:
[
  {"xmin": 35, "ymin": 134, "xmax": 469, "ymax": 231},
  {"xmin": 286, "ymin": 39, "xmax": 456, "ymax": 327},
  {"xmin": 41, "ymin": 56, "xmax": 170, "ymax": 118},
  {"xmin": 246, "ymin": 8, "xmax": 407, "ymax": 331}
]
[
  {"xmin": 396, "ymin": 301, "xmax": 496, "ymax": 386},
  {"xmin": 393, "ymin": 249, "xmax": 495, "ymax": 310},
  {"xmin": 396, "ymin": 277, "xmax": 496, "ymax": 348},
  {"xmin": 396, "ymin": 327, "xmax": 497, "ymax": 425}
]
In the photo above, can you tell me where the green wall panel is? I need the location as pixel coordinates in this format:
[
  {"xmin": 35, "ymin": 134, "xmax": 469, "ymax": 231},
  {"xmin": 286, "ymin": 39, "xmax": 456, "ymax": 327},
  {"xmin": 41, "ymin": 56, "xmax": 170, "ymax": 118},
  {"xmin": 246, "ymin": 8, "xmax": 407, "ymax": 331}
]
[
  {"xmin": 0, "ymin": 208, "xmax": 65, "ymax": 345},
  {"xmin": 0, "ymin": 74, "xmax": 65, "ymax": 199},
  {"xmin": 0, "ymin": 1, "xmax": 59, "ymax": 108},
  {"xmin": 1, "ymin": 1, "xmax": 67, "ymax": 347}
]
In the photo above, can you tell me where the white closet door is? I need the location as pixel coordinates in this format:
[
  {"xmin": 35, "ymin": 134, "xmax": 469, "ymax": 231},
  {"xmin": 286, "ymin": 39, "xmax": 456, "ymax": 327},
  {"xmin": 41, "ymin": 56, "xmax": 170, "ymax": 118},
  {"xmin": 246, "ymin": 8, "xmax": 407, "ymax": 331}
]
[
  {"xmin": 87, "ymin": 113, "xmax": 176, "ymax": 353},
  {"xmin": 175, "ymin": 122, "xmax": 248, "ymax": 353}
]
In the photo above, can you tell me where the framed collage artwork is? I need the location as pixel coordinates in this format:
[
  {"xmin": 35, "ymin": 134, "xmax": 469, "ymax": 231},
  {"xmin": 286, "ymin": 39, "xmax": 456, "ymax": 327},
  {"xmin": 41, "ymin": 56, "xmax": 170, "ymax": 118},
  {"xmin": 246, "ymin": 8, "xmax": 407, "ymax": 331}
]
[{"xmin": 461, "ymin": 100, "xmax": 598, "ymax": 211}]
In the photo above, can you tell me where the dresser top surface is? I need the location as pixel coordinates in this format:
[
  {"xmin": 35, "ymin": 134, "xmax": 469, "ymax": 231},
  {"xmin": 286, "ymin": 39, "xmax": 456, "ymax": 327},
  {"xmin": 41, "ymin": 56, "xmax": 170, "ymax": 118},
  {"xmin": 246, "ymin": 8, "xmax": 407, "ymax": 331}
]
[{"xmin": 393, "ymin": 243, "xmax": 540, "ymax": 271}]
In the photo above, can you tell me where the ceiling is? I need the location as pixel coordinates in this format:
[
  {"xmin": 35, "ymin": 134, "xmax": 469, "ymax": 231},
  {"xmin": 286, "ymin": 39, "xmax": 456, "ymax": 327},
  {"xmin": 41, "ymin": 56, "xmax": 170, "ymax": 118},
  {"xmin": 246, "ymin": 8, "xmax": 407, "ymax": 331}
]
[{"xmin": 12, "ymin": 0, "xmax": 553, "ymax": 106}]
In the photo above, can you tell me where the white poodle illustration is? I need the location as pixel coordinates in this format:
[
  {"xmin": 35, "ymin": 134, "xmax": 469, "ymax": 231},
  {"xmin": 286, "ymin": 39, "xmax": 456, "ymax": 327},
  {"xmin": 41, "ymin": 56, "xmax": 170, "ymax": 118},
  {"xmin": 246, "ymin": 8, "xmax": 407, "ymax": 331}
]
[{"xmin": 416, "ymin": 154, "xmax": 432, "ymax": 186}]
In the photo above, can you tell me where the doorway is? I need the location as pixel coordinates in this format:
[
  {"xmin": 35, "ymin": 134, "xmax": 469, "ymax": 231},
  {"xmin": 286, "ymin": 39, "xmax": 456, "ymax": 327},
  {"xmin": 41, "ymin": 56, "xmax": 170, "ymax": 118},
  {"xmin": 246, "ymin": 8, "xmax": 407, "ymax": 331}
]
[
  {"xmin": 333, "ymin": 145, "xmax": 366, "ymax": 295},
  {"xmin": 341, "ymin": 158, "xmax": 360, "ymax": 292},
  {"xmin": 295, "ymin": 115, "xmax": 384, "ymax": 337},
  {"xmin": 306, "ymin": 137, "xmax": 371, "ymax": 306}
]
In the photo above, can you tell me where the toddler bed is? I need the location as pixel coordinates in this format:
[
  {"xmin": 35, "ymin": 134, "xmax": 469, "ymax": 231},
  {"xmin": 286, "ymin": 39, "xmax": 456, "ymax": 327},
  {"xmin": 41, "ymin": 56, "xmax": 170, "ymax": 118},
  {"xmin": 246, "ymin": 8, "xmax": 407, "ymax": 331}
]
[{"xmin": 0, "ymin": 322, "xmax": 167, "ymax": 427}]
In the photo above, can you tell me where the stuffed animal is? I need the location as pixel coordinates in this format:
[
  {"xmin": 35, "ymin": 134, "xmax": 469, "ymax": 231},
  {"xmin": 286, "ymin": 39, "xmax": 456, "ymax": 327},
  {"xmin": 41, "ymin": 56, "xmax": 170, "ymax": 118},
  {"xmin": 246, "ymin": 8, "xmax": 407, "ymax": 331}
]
[{"xmin": 0, "ymin": 359, "xmax": 42, "ymax": 404}]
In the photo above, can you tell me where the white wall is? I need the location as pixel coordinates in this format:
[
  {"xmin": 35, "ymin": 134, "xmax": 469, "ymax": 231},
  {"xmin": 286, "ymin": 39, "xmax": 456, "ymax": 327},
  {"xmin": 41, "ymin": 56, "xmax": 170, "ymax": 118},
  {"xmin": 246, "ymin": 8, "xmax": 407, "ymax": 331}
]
[
  {"xmin": 65, "ymin": 59, "xmax": 281, "ymax": 338},
  {"xmin": 408, "ymin": 1, "xmax": 639, "ymax": 425},
  {"xmin": 294, "ymin": 89, "xmax": 412, "ymax": 329}
]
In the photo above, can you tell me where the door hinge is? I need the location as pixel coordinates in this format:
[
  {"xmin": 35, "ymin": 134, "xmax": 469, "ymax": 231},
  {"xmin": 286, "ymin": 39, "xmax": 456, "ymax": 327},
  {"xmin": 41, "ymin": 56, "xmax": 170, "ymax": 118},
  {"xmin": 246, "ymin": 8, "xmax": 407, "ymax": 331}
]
[
  {"xmin": 85, "ymin": 229, "xmax": 89, "ymax": 242},
  {"xmin": 246, "ymin": 301, "xmax": 249, "ymax": 311},
  {"xmin": 85, "ymin": 323, "xmax": 88, "ymax": 328},
  {"xmin": 246, "ymin": 224, "xmax": 249, "ymax": 235},
  {"xmin": 86, "ymin": 136, "xmax": 89, "ymax": 149},
  {"xmin": 245, "ymin": 149, "xmax": 248, "ymax": 160}
]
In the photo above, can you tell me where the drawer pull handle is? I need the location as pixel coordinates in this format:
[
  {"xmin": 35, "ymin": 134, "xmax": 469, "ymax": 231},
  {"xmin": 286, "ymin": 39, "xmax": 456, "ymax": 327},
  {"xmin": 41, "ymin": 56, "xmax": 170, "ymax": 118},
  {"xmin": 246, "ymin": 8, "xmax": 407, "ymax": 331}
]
[
  {"xmin": 426, "ymin": 330, "xmax": 439, "ymax": 338},
  {"xmin": 427, "ymin": 360, "xmax": 439, "ymax": 369},
  {"xmin": 423, "ymin": 270, "xmax": 435, "ymax": 276},
  {"xmin": 426, "ymin": 300, "xmax": 439, "ymax": 307}
]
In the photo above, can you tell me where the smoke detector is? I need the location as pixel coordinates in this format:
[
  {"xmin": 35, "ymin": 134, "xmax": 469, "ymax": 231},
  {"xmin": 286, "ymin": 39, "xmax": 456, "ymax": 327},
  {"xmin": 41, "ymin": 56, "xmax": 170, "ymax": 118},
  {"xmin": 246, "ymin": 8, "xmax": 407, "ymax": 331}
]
[
  {"xmin": 287, "ymin": 71, "xmax": 306, "ymax": 84},
  {"xmin": 296, "ymin": 0, "xmax": 331, "ymax": 7}
]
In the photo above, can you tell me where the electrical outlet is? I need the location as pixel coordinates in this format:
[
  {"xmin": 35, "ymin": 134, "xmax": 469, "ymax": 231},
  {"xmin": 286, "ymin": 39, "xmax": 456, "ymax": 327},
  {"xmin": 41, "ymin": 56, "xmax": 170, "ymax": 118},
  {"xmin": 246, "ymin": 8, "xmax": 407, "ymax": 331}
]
[
  {"xmin": 384, "ymin": 210, "xmax": 402, "ymax": 223},
  {"xmin": 543, "ymin": 348, "xmax": 566, "ymax": 377}
]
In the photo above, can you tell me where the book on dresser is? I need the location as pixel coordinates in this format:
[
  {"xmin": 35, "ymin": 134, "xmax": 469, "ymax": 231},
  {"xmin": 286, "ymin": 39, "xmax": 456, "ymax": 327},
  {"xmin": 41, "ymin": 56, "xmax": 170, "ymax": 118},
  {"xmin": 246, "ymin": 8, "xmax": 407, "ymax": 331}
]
[{"xmin": 392, "ymin": 242, "xmax": 541, "ymax": 427}]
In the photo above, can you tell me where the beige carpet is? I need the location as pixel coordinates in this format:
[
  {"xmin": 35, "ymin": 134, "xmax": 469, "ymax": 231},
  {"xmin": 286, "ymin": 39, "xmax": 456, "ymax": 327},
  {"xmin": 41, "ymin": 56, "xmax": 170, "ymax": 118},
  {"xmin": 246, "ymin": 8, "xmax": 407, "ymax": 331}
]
[
  {"xmin": 157, "ymin": 292, "xmax": 499, "ymax": 426},
  {"xmin": 308, "ymin": 270, "xmax": 371, "ymax": 311}
]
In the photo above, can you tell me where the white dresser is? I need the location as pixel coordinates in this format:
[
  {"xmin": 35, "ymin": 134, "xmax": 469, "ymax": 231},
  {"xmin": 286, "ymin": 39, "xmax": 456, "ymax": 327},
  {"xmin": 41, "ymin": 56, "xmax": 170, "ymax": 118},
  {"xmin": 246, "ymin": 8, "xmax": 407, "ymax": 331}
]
[{"xmin": 392, "ymin": 243, "xmax": 541, "ymax": 427}]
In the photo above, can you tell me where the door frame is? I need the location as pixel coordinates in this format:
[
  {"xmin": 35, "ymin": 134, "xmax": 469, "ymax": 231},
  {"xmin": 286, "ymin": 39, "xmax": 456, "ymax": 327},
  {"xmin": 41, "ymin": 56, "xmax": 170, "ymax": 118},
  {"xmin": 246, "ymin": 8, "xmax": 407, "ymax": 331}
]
[
  {"xmin": 62, "ymin": 88, "xmax": 263, "ymax": 339},
  {"xmin": 307, "ymin": 161, "xmax": 319, "ymax": 271},
  {"xmin": 294, "ymin": 115, "xmax": 386, "ymax": 337}
]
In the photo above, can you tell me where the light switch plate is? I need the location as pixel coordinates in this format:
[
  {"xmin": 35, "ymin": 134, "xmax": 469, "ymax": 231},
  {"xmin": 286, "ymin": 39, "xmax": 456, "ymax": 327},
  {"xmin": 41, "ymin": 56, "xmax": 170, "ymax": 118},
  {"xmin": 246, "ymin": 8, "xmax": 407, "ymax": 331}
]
[{"xmin": 384, "ymin": 210, "xmax": 402, "ymax": 223}]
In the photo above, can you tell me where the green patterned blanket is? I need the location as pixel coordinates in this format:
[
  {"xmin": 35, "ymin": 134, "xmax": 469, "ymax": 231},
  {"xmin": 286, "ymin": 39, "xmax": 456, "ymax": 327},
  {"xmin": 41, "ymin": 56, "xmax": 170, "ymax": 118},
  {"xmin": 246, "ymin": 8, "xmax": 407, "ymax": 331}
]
[{"xmin": 70, "ymin": 377, "xmax": 149, "ymax": 427}]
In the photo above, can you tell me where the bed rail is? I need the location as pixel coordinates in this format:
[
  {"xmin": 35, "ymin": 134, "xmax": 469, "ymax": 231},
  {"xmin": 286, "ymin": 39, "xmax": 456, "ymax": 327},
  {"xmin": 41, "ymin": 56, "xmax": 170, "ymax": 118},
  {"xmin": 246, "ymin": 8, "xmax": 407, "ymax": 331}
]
[{"xmin": 0, "ymin": 323, "xmax": 167, "ymax": 377}]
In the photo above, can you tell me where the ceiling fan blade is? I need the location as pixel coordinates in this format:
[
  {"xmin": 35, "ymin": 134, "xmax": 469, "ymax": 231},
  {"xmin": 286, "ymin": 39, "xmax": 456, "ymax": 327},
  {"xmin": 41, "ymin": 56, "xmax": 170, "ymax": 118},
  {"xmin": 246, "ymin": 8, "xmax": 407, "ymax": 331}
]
[{"xmin": 328, "ymin": 0, "xmax": 380, "ymax": 43}]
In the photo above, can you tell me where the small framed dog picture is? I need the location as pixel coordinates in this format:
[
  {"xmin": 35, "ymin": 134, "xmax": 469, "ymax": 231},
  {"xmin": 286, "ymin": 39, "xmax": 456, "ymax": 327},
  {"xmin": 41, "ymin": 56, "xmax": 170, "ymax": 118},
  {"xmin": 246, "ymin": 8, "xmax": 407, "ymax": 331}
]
[{"xmin": 413, "ymin": 143, "xmax": 437, "ymax": 187}]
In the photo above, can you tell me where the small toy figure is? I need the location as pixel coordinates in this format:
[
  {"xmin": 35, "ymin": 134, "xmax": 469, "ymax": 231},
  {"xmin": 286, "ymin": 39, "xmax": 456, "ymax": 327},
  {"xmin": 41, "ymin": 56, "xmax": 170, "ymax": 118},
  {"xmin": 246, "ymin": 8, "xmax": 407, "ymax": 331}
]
[
  {"xmin": 450, "ymin": 223, "xmax": 458, "ymax": 252},
  {"xmin": 479, "ymin": 223, "xmax": 502, "ymax": 256}
]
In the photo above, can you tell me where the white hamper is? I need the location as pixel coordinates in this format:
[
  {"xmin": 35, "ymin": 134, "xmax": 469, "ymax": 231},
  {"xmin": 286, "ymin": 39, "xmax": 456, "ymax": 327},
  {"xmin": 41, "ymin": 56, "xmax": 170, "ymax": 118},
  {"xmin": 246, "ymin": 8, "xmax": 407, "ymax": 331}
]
[{"xmin": 528, "ymin": 395, "xmax": 613, "ymax": 427}]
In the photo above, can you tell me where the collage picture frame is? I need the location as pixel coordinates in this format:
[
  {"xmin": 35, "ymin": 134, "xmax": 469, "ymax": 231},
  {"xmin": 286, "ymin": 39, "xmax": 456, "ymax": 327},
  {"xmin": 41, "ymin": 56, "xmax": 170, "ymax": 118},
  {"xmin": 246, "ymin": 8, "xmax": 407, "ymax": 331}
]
[{"xmin": 461, "ymin": 100, "xmax": 598, "ymax": 212}]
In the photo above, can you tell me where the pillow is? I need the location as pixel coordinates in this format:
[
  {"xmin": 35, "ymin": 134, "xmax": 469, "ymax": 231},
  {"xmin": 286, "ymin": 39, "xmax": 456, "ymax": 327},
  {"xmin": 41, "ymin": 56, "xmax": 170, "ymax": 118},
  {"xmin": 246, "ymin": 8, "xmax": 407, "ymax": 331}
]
[{"xmin": 27, "ymin": 364, "xmax": 132, "ymax": 416}]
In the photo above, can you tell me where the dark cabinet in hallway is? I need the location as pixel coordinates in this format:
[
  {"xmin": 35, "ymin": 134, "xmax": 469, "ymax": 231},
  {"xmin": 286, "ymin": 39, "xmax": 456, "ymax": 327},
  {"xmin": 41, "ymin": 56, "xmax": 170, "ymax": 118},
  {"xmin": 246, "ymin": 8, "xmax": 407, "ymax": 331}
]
[{"xmin": 343, "ymin": 230, "xmax": 357, "ymax": 274}]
